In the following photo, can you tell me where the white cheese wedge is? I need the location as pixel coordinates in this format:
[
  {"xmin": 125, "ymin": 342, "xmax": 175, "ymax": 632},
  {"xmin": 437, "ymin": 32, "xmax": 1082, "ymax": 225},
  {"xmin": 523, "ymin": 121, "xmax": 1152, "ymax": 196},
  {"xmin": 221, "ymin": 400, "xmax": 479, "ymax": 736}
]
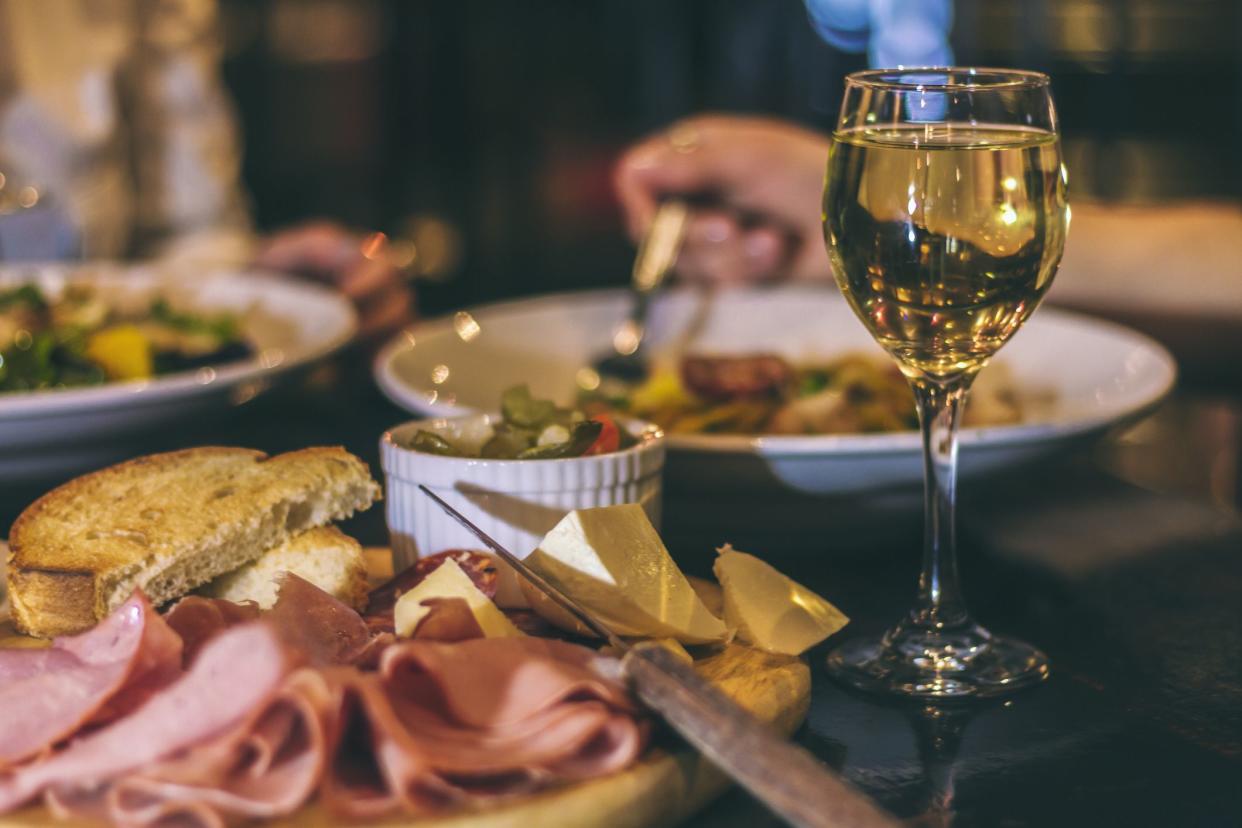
[
  {"xmin": 394, "ymin": 559, "xmax": 524, "ymax": 639},
  {"xmin": 713, "ymin": 544, "xmax": 849, "ymax": 656},
  {"xmin": 524, "ymin": 504, "xmax": 727, "ymax": 645}
]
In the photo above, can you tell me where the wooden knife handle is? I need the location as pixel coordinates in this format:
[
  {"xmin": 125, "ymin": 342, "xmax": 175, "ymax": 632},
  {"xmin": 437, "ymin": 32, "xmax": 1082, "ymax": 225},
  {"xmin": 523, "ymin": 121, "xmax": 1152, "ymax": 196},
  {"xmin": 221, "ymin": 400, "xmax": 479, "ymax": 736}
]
[{"xmin": 621, "ymin": 644, "xmax": 898, "ymax": 828}]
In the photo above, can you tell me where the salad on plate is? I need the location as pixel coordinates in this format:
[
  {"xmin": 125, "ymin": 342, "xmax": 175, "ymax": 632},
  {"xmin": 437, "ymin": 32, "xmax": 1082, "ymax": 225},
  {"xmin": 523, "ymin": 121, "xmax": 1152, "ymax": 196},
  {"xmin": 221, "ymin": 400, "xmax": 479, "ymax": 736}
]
[{"xmin": 0, "ymin": 284, "xmax": 252, "ymax": 393}]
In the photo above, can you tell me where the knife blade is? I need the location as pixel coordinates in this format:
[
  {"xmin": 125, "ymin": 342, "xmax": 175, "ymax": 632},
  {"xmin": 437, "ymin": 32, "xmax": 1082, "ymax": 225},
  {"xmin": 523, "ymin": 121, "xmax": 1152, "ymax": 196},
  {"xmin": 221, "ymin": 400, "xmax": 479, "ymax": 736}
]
[{"xmin": 417, "ymin": 485, "xmax": 898, "ymax": 828}]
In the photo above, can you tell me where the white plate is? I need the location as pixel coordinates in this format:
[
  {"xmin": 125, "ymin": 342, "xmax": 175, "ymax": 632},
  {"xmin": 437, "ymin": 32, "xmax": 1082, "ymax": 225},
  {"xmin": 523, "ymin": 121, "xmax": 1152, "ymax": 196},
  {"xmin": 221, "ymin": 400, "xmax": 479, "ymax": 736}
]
[
  {"xmin": 374, "ymin": 286, "xmax": 1176, "ymax": 494},
  {"xmin": 0, "ymin": 263, "xmax": 356, "ymax": 478}
]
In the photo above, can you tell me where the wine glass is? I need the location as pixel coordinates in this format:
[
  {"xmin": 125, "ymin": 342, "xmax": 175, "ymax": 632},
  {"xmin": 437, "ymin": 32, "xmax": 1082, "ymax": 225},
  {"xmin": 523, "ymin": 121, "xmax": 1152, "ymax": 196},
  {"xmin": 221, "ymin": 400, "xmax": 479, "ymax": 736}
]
[{"xmin": 822, "ymin": 68, "xmax": 1069, "ymax": 698}]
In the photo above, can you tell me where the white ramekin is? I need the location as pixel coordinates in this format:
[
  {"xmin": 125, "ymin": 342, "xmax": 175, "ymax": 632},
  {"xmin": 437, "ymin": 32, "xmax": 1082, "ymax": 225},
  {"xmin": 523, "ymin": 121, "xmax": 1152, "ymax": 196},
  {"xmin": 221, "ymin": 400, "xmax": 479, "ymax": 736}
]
[{"xmin": 380, "ymin": 414, "xmax": 665, "ymax": 607}]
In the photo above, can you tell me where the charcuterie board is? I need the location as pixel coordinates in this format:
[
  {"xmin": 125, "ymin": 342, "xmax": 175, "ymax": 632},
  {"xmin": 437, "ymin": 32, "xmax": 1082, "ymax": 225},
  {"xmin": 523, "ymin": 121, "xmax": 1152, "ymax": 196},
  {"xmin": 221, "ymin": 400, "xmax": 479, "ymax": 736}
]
[{"xmin": 0, "ymin": 548, "xmax": 812, "ymax": 828}]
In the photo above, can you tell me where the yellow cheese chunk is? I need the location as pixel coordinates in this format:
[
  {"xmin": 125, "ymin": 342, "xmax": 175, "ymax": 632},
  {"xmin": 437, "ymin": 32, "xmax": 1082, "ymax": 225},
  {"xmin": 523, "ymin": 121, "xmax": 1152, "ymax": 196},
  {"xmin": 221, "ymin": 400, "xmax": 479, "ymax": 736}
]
[
  {"xmin": 713, "ymin": 544, "xmax": 849, "ymax": 656},
  {"xmin": 394, "ymin": 559, "xmax": 524, "ymax": 639},
  {"xmin": 524, "ymin": 504, "xmax": 727, "ymax": 645}
]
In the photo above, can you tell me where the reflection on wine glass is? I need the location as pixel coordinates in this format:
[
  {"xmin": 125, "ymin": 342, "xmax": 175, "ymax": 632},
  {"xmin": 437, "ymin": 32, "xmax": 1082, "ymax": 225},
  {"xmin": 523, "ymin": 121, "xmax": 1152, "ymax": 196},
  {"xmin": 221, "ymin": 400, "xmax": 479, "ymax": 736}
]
[{"xmin": 822, "ymin": 68, "xmax": 1069, "ymax": 698}]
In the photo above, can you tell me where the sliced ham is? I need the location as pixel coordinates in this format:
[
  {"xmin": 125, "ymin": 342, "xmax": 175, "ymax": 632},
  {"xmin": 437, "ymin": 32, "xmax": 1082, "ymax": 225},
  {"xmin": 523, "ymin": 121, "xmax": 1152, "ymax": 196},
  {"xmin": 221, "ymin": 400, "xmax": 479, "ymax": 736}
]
[
  {"xmin": 0, "ymin": 593, "xmax": 182, "ymax": 767},
  {"xmin": 266, "ymin": 574, "xmax": 373, "ymax": 667},
  {"xmin": 382, "ymin": 637, "xmax": 638, "ymax": 729},
  {"xmin": 365, "ymin": 550, "xmax": 498, "ymax": 635},
  {"xmin": 163, "ymin": 596, "xmax": 261, "ymax": 666},
  {"xmin": 405, "ymin": 597, "xmax": 487, "ymax": 642},
  {"xmin": 0, "ymin": 584, "xmax": 649, "ymax": 826},
  {"xmin": 382, "ymin": 637, "xmax": 646, "ymax": 785},
  {"xmin": 320, "ymin": 637, "xmax": 648, "ymax": 818},
  {"xmin": 319, "ymin": 672, "xmax": 411, "ymax": 820},
  {"xmin": 46, "ymin": 668, "xmax": 336, "ymax": 828},
  {"xmin": 0, "ymin": 623, "xmax": 291, "ymax": 813},
  {"xmin": 168, "ymin": 574, "xmax": 375, "ymax": 668}
]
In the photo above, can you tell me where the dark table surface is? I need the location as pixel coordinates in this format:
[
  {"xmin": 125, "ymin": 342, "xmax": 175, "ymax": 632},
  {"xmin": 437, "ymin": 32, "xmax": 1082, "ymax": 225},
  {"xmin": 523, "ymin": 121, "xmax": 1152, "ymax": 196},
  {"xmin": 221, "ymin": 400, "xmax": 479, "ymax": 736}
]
[{"xmin": 3, "ymin": 353, "xmax": 1240, "ymax": 828}]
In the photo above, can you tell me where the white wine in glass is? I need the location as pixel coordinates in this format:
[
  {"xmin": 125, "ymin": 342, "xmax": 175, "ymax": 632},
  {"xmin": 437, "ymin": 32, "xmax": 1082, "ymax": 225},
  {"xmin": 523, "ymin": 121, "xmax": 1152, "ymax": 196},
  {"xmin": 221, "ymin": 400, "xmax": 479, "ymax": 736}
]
[{"xmin": 822, "ymin": 69, "xmax": 1069, "ymax": 698}]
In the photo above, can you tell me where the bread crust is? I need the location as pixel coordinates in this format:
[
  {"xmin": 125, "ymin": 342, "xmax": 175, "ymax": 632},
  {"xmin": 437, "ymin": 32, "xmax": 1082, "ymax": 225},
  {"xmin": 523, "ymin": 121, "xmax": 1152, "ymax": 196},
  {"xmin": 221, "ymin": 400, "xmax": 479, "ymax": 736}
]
[
  {"xmin": 7, "ymin": 568, "xmax": 97, "ymax": 638},
  {"xmin": 7, "ymin": 446, "xmax": 380, "ymax": 637},
  {"xmin": 9, "ymin": 447, "xmax": 265, "ymax": 572}
]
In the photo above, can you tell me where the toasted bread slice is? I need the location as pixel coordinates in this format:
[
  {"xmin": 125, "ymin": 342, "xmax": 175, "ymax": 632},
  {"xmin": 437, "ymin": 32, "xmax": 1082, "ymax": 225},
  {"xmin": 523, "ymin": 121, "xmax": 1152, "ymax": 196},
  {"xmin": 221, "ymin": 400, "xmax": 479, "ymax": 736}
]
[
  {"xmin": 199, "ymin": 525, "xmax": 369, "ymax": 609},
  {"xmin": 7, "ymin": 446, "xmax": 380, "ymax": 637}
]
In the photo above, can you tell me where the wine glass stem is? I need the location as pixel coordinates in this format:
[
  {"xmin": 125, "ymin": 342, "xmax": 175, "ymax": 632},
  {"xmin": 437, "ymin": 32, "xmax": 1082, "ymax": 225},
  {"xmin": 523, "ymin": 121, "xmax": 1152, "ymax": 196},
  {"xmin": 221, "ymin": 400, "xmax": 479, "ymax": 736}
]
[{"xmin": 910, "ymin": 376, "xmax": 972, "ymax": 631}]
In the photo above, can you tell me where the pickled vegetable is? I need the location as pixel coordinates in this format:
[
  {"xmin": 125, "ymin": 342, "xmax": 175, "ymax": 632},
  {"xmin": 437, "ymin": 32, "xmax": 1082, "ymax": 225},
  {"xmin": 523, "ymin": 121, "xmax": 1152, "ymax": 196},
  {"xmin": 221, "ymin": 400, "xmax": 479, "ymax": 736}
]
[{"xmin": 407, "ymin": 385, "xmax": 633, "ymax": 459}]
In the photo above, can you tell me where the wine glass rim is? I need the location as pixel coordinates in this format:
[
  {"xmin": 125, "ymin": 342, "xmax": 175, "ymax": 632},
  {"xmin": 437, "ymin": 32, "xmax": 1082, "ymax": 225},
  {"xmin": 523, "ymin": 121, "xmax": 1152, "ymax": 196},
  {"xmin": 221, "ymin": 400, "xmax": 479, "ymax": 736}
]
[{"xmin": 846, "ymin": 67, "xmax": 1051, "ymax": 91}]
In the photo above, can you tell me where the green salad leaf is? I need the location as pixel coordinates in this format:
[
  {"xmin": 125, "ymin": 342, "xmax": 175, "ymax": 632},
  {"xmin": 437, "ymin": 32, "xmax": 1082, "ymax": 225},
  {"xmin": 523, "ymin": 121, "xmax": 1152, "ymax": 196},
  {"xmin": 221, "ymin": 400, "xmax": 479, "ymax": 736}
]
[
  {"xmin": 0, "ymin": 284, "xmax": 48, "ymax": 311},
  {"xmin": 797, "ymin": 369, "xmax": 832, "ymax": 398},
  {"xmin": 149, "ymin": 298, "xmax": 241, "ymax": 342}
]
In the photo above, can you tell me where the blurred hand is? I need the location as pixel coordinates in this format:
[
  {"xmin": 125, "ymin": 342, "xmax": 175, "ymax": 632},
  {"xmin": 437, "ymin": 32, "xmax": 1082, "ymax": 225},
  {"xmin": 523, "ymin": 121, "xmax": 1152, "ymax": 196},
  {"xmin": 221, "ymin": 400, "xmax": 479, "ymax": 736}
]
[
  {"xmin": 615, "ymin": 115, "xmax": 833, "ymax": 285},
  {"xmin": 255, "ymin": 221, "xmax": 413, "ymax": 340}
]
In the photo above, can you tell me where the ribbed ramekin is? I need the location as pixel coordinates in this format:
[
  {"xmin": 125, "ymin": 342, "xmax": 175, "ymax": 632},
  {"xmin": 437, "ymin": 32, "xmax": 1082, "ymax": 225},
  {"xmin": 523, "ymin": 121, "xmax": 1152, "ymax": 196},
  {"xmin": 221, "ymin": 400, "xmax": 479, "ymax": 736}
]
[{"xmin": 380, "ymin": 414, "xmax": 665, "ymax": 607}]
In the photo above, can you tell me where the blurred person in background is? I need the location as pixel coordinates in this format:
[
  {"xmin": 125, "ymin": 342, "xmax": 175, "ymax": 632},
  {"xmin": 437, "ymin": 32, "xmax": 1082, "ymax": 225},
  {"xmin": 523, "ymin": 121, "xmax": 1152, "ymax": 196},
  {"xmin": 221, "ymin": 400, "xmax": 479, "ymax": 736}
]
[
  {"xmin": 0, "ymin": 0, "xmax": 410, "ymax": 338},
  {"xmin": 615, "ymin": 0, "xmax": 952, "ymax": 286}
]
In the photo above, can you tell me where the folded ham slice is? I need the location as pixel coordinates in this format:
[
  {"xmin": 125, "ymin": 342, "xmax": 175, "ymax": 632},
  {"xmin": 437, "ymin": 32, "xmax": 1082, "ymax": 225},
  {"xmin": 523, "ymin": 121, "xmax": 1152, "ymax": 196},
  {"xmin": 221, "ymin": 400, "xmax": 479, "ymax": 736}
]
[
  {"xmin": 364, "ymin": 550, "xmax": 498, "ymax": 635},
  {"xmin": 163, "ymin": 596, "xmax": 261, "ymax": 667},
  {"xmin": 0, "ymin": 579, "xmax": 650, "ymax": 826},
  {"xmin": 33, "ymin": 639, "xmax": 647, "ymax": 826},
  {"xmin": 266, "ymin": 574, "xmax": 373, "ymax": 667},
  {"xmin": 46, "ymin": 668, "xmax": 336, "ymax": 828},
  {"xmin": 168, "ymin": 574, "xmax": 375, "ymax": 668},
  {"xmin": 404, "ymin": 597, "xmax": 487, "ymax": 642},
  {"xmin": 0, "ymin": 622, "xmax": 291, "ymax": 813},
  {"xmin": 320, "ymin": 638, "xmax": 648, "ymax": 818},
  {"xmin": 0, "ymin": 593, "xmax": 182, "ymax": 767}
]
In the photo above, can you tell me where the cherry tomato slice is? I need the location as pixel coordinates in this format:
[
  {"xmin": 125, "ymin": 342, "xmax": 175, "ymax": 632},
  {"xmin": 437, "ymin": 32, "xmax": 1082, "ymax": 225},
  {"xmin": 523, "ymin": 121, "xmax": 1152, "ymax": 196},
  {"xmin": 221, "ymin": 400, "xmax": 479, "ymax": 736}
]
[{"xmin": 585, "ymin": 415, "xmax": 621, "ymax": 455}]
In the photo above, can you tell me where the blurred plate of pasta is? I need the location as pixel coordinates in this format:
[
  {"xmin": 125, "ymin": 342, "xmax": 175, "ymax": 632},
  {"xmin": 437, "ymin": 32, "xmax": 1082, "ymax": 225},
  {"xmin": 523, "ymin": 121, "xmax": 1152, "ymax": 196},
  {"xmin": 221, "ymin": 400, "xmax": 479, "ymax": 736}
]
[{"xmin": 375, "ymin": 286, "xmax": 1175, "ymax": 494}]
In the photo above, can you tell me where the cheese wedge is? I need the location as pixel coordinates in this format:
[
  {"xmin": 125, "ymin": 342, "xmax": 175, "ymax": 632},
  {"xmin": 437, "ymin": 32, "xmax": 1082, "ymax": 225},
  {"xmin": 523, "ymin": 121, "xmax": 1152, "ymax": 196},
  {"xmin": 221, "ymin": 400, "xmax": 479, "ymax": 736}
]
[
  {"xmin": 394, "ymin": 559, "xmax": 524, "ymax": 639},
  {"xmin": 713, "ymin": 544, "xmax": 848, "ymax": 656},
  {"xmin": 523, "ymin": 504, "xmax": 727, "ymax": 644}
]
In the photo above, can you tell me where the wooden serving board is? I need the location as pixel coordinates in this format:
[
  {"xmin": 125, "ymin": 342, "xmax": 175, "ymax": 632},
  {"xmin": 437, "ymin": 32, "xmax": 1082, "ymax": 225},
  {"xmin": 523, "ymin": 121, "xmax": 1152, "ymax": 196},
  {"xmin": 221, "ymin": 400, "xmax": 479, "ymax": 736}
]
[{"xmin": 0, "ymin": 549, "xmax": 812, "ymax": 828}]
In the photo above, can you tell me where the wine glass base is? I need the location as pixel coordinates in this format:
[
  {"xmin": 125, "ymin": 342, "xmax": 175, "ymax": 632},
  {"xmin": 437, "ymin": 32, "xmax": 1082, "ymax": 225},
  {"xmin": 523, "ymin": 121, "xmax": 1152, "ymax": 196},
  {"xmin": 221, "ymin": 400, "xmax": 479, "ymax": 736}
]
[{"xmin": 825, "ymin": 623, "xmax": 1049, "ymax": 700}]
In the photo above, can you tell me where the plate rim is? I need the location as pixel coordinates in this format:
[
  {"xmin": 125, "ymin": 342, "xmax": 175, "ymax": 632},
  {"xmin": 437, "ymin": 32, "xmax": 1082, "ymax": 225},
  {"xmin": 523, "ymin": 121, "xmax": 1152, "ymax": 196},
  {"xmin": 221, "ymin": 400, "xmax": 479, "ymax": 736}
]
[{"xmin": 373, "ymin": 286, "xmax": 1178, "ymax": 457}]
